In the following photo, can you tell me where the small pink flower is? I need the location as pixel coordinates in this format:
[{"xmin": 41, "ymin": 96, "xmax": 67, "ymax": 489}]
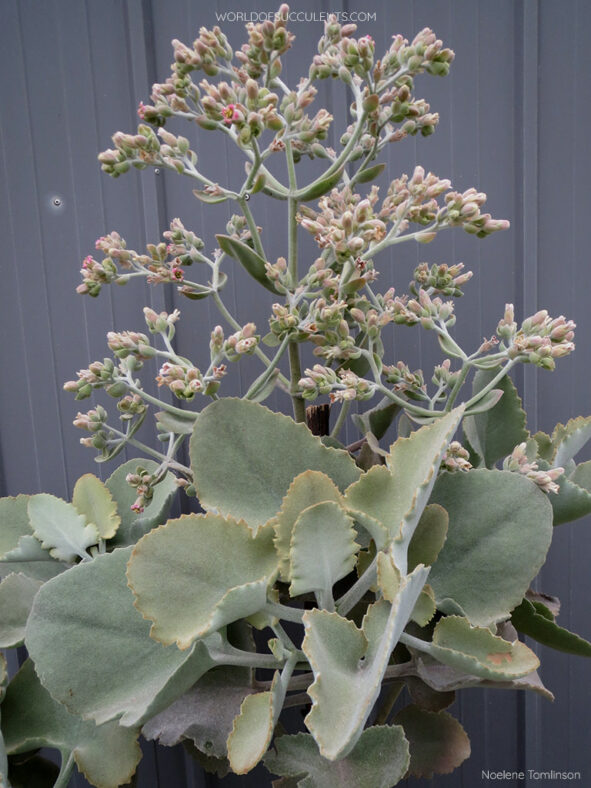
[
  {"xmin": 171, "ymin": 266, "xmax": 184, "ymax": 281},
  {"xmin": 137, "ymin": 101, "xmax": 146, "ymax": 119},
  {"xmin": 222, "ymin": 104, "xmax": 240, "ymax": 125},
  {"xmin": 82, "ymin": 255, "xmax": 93, "ymax": 269}
]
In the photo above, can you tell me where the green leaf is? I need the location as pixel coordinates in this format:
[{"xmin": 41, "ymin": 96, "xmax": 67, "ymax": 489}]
[
  {"xmin": 0, "ymin": 573, "xmax": 42, "ymax": 647},
  {"xmin": 429, "ymin": 470, "xmax": 553, "ymax": 626},
  {"xmin": 462, "ymin": 370, "xmax": 527, "ymax": 468},
  {"xmin": 190, "ymin": 399, "xmax": 360, "ymax": 530},
  {"xmin": 533, "ymin": 431, "xmax": 554, "ymax": 462},
  {"xmin": 127, "ymin": 514, "xmax": 278, "ymax": 649},
  {"xmin": 106, "ymin": 459, "xmax": 178, "ymax": 546},
  {"xmin": 511, "ymin": 598, "xmax": 591, "ymax": 656},
  {"xmin": 227, "ymin": 670, "xmax": 287, "ymax": 775},
  {"xmin": 193, "ymin": 188, "xmax": 228, "ymax": 204},
  {"xmin": 289, "ymin": 501, "xmax": 358, "ymax": 600},
  {"xmin": 26, "ymin": 547, "xmax": 215, "ymax": 726},
  {"xmin": 352, "ymin": 398, "xmax": 399, "ymax": 441},
  {"xmin": 72, "ymin": 474, "xmax": 120, "ymax": 539},
  {"xmin": 462, "ymin": 389, "xmax": 503, "ymax": 416},
  {"xmin": 355, "ymin": 163, "xmax": 386, "ymax": 184},
  {"xmin": 407, "ymin": 504, "xmax": 448, "ymax": 571},
  {"xmin": 393, "ymin": 705, "xmax": 470, "ymax": 779},
  {"xmin": 302, "ymin": 565, "xmax": 428, "ymax": 759},
  {"xmin": 542, "ymin": 466, "xmax": 591, "ymax": 525},
  {"xmin": 264, "ymin": 726, "xmax": 410, "ymax": 788},
  {"xmin": 411, "ymin": 585, "xmax": 436, "ymax": 627},
  {"xmin": 142, "ymin": 667, "xmax": 254, "ymax": 756},
  {"xmin": 552, "ymin": 416, "xmax": 591, "ymax": 467},
  {"xmin": 27, "ymin": 494, "xmax": 99, "ymax": 562},
  {"xmin": 3, "ymin": 660, "xmax": 141, "ymax": 788},
  {"xmin": 0, "ymin": 496, "xmax": 63, "ymax": 581},
  {"xmin": 426, "ymin": 615, "xmax": 540, "ymax": 681},
  {"xmin": 570, "ymin": 459, "xmax": 591, "ymax": 490},
  {"xmin": 272, "ymin": 471, "xmax": 343, "ymax": 582},
  {"xmin": 216, "ymin": 234, "xmax": 279, "ymax": 294},
  {"xmin": 344, "ymin": 408, "xmax": 463, "ymax": 571},
  {"xmin": 155, "ymin": 409, "xmax": 196, "ymax": 435},
  {"xmin": 297, "ymin": 167, "xmax": 345, "ymax": 202}
]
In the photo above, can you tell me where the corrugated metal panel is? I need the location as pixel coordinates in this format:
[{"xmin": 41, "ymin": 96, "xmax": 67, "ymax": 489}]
[{"xmin": 1, "ymin": 0, "xmax": 590, "ymax": 785}]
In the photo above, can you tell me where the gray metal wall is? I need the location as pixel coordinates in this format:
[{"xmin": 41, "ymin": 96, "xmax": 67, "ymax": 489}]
[{"xmin": 1, "ymin": 0, "xmax": 590, "ymax": 785}]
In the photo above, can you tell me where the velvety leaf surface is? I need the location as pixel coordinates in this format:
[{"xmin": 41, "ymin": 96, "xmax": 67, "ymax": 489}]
[
  {"xmin": 289, "ymin": 501, "xmax": 358, "ymax": 599},
  {"xmin": 0, "ymin": 496, "xmax": 63, "ymax": 581},
  {"xmin": 552, "ymin": 416, "xmax": 591, "ymax": 467},
  {"xmin": 272, "ymin": 471, "xmax": 343, "ymax": 581},
  {"xmin": 429, "ymin": 470, "xmax": 553, "ymax": 626},
  {"xmin": 428, "ymin": 616, "xmax": 539, "ymax": 680},
  {"xmin": 72, "ymin": 474, "xmax": 120, "ymax": 539},
  {"xmin": 27, "ymin": 494, "xmax": 98, "ymax": 562},
  {"xmin": 26, "ymin": 547, "xmax": 215, "ymax": 726},
  {"xmin": 227, "ymin": 673, "xmax": 281, "ymax": 775},
  {"xmin": 0, "ymin": 573, "xmax": 42, "ymax": 647},
  {"xmin": 142, "ymin": 667, "xmax": 254, "ymax": 756},
  {"xmin": 216, "ymin": 234, "xmax": 279, "ymax": 294},
  {"xmin": 407, "ymin": 504, "xmax": 448, "ymax": 571},
  {"xmin": 190, "ymin": 399, "xmax": 360, "ymax": 528},
  {"xmin": 106, "ymin": 459, "xmax": 177, "ymax": 546},
  {"xmin": 462, "ymin": 370, "xmax": 527, "ymax": 468},
  {"xmin": 511, "ymin": 598, "xmax": 591, "ymax": 656},
  {"xmin": 264, "ymin": 726, "xmax": 409, "ymax": 788},
  {"xmin": 544, "ymin": 463, "xmax": 591, "ymax": 525},
  {"xmin": 127, "ymin": 514, "xmax": 278, "ymax": 648},
  {"xmin": 2, "ymin": 660, "xmax": 141, "ymax": 788},
  {"xmin": 302, "ymin": 565, "xmax": 428, "ymax": 759},
  {"xmin": 394, "ymin": 705, "xmax": 470, "ymax": 778}
]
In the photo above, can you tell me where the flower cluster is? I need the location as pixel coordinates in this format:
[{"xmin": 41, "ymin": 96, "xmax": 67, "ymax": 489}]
[
  {"xmin": 501, "ymin": 306, "xmax": 576, "ymax": 370},
  {"xmin": 143, "ymin": 307, "xmax": 181, "ymax": 335},
  {"xmin": 310, "ymin": 19, "xmax": 374, "ymax": 80},
  {"xmin": 298, "ymin": 364, "xmax": 373, "ymax": 402},
  {"xmin": 376, "ymin": 27, "xmax": 455, "ymax": 84},
  {"xmin": 277, "ymin": 86, "xmax": 333, "ymax": 160},
  {"xmin": 125, "ymin": 466, "xmax": 159, "ymax": 513},
  {"xmin": 389, "ymin": 288, "xmax": 455, "ymax": 330},
  {"xmin": 97, "ymin": 124, "xmax": 162, "ymax": 176},
  {"xmin": 156, "ymin": 363, "xmax": 205, "ymax": 400},
  {"xmin": 63, "ymin": 359, "xmax": 119, "ymax": 400},
  {"xmin": 441, "ymin": 441, "xmax": 472, "ymax": 472},
  {"xmin": 73, "ymin": 405, "xmax": 112, "ymax": 451},
  {"xmin": 298, "ymin": 185, "xmax": 387, "ymax": 263},
  {"xmin": 410, "ymin": 262, "xmax": 473, "ymax": 298},
  {"xmin": 503, "ymin": 443, "xmax": 564, "ymax": 494},
  {"xmin": 236, "ymin": 4, "xmax": 294, "ymax": 79},
  {"xmin": 199, "ymin": 78, "xmax": 282, "ymax": 142},
  {"xmin": 106, "ymin": 331, "xmax": 155, "ymax": 360},
  {"xmin": 382, "ymin": 362, "xmax": 426, "ymax": 398},
  {"xmin": 223, "ymin": 323, "xmax": 260, "ymax": 361}
]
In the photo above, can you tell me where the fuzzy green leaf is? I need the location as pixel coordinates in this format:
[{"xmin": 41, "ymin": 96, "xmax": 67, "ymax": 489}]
[
  {"xmin": 26, "ymin": 547, "xmax": 215, "ymax": 726},
  {"xmin": 407, "ymin": 504, "xmax": 448, "ymax": 571},
  {"xmin": 345, "ymin": 408, "xmax": 463, "ymax": 572},
  {"xmin": 302, "ymin": 565, "xmax": 428, "ymax": 759},
  {"xmin": 511, "ymin": 598, "xmax": 591, "ymax": 656},
  {"xmin": 106, "ymin": 459, "xmax": 177, "ymax": 546},
  {"xmin": 0, "ymin": 496, "xmax": 63, "ymax": 581},
  {"xmin": 27, "ymin": 494, "xmax": 99, "ymax": 562},
  {"xmin": 190, "ymin": 399, "xmax": 360, "ymax": 529},
  {"xmin": 297, "ymin": 167, "xmax": 345, "ymax": 201},
  {"xmin": 272, "ymin": 472, "xmax": 343, "ymax": 582},
  {"xmin": 462, "ymin": 371, "xmax": 527, "ymax": 468},
  {"xmin": 552, "ymin": 416, "xmax": 591, "ymax": 467},
  {"xmin": 352, "ymin": 399, "xmax": 400, "ymax": 441},
  {"xmin": 216, "ymin": 234, "xmax": 279, "ymax": 294},
  {"xmin": 355, "ymin": 163, "xmax": 386, "ymax": 184},
  {"xmin": 127, "ymin": 514, "xmax": 278, "ymax": 648},
  {"xmin": 264, "ymin": 726, "xmax": 410, "ymax": 788},
  {"xmin": 429, "ymin": 470, "xmax": 553, "ymax": 626},
  {"xmin": 289, "ymin": 501, "xmax": 358, "ymax": 600},
  {"xmin": 544, "ymin": 468, "xmax": 591, "ymax": 525},
  {"xmin": 155, "ymin": 410, "xmax": 195, "ymax": 435},
  {"xmin": 142, "ymin": 667, "xmax": 254, "ymax": 756},
  {"xmin": 427, "ymin": 615, "xmax": 540, "ymax": 681},
  {"xmin": 394, "ymin": 705, "xmax": 470, "ymax": 779},
  {"xmin": 72, "ymin": 474, "xmax": 120, "ymax": 539},
  {"xmin": 3, "ymin": 660, "xmax": 141, "ymax": 788},
  {"xmin": 0, "ymin": 573, "xmax": 42, "ymax": 647}
]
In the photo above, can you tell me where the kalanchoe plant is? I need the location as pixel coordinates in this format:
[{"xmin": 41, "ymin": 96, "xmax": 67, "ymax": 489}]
[{"xmin": 1, "ymin": 7, "xmax": 590, "ymax": 788}]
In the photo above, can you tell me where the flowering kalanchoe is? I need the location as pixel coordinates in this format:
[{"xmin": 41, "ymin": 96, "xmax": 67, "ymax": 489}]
[
  {"xmin": 63, "ymin": 359, "xmax": 118, "ymax": 400},
  {"xmin": 236, "ymin": 4, "xmax": 294, "ymax": 79},
  {"xmin": 298, "ymin": 364, "xmax": 338, "ymax": 399},
  {"xmin": 107, "ymin": 331, "xmax": 155, "ymax": 360},
  {"xmin": 156, "ymin": 362, "xmax": 204, "ymax": 401},
  {"xmin": 410, "ymin": 262, "xmax": 473, "ymax": 298},
  {"xmin": 501, "ymin": 307, "xmax": 576, "ymax": 370},
  {"xmin": 383, "ymin": 362, "xmax": 427, "ymax": 399},
  {"xmin": 223, "ymin": 323, "xmax": 260, "ymax": 361},
  {"xmin": 125, "ymin": 466, "xmax": 157, "ymax": 513},
  {"xmin": 117, "ymin": 394, "xmax": 146, "ymax": 421},
  {"xmin": 330, "ymin": 370, "xmax": 375, "ymax": 403},
  {"xmin": 504, "ymin": 443, "xmax": 564, "ymax": 495},
  {"xmin": 391, "ymin": 288, "xmax": 455, "ymax": 330},
  {"xmin": 143, "ymin": 307, "xmax": 181, "ymax": 335},
  {"xmin": 442, "ymin": 441, "xmax": 472, "ymax": 472}
]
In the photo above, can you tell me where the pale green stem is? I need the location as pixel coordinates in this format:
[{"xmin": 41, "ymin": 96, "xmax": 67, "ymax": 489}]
[
  {"xmin": 365, "ymin": 221, "xmax": 439, "ymax": 261},
  {"xmin": 463, "ymin": 359, "xmax": 517, "ymax": 410},
  {"xmin": 245, "ymin": 335, "xmax": 290, "ymax": 400},
  {"xmin": 336, "ymin": 556, "xmax": 378, "ymax": 616},
  {"xmin": 123, "ymin": 378, "xmax": 198, "ymax": 420},
  {"xmin": 330, "ymin": 400, "xmax": 351, "ymax": 440},
  {"xmin": 239, "ymin": 195, "xmax": 266, "ymax": 261},
  {"xmin": 105, "ymin": 424, "xmax": 191, "ymax": 474},
  {"xmin": 285, "ymin": 141, "xmax": 306, "ymax": 423},
  {"xmin": 376, "ymin": 383, "xmax": 444, "ymax": 418},
  {"xmin": 264, "ymin": 601, "xmax": 305, "ymax": 624},
  {"xmin": 55, "ymin": 751, "xmax": 76, "ymax": 788},
  {"xmin": 445, "ymin": 364, "xmax": 471, "ymax": 411},
  {"xmin": 211, "ymin": 644, "xmax": 283, "ymax": 670}
]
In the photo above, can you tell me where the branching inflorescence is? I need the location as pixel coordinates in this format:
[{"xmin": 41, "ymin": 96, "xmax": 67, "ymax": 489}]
[{"xmin": 1, "ymin": 8, "xmax": 590, "ymax": 788}]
